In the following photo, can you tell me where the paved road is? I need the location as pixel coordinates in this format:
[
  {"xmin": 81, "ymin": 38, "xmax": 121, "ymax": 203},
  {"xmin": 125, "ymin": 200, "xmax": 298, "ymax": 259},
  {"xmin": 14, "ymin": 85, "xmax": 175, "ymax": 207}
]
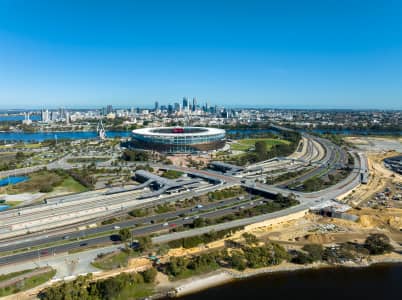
[
  {"xmin": 152, "ymin": 200, "xmax": 313, "ymax": 244},
  {"xmin": 0, "ymin": 195, "xmax": 263, "ymax": 266}
]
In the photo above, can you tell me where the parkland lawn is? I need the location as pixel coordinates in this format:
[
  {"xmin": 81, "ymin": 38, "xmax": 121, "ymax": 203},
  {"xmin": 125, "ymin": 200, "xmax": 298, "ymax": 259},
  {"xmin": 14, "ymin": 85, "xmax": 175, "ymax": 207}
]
[{"xmin": 231, "ymin": 138, "xmax": 290, "ymax": 151}]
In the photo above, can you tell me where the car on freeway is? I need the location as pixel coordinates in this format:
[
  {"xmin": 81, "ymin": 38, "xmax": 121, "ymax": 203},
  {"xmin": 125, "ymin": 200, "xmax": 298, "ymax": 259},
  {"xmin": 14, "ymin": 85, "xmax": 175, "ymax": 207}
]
[
  {"xmin": 169, "ymin": 223, "xmax": 177, "ymax": 227},
  {"xmin": 40, "ymin": 250, "xmax": 49, "ymax": 255},
  {"xmin": 79, "ymin": 242, "xmax": 88, "ymax": 247},
  {"xmin": 163, "ymin": 222, "xmax": 169, "ymax": 227},
  {"xmin": 113, "ymin": 226, "xmax": 121, "ymax": 230},
  {"xmin": 63, "ymin": 235, "xmax": 70, "ymax": 240},
  {"xmin": 184, "ymin": 216, "xmax": 190, "ymax": 220}
]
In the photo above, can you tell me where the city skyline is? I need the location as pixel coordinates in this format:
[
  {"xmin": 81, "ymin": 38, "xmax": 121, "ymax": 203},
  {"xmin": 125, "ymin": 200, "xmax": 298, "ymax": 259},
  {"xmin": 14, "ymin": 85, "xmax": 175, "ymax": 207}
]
[{"xmin": 0, "ymin": 0, "xmax": 401, "ymax": 109}]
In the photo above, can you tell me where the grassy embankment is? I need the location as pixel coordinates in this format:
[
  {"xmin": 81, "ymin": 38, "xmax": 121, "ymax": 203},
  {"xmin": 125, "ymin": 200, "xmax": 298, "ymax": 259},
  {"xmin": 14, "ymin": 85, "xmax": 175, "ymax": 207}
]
[
  {"xmin": 0, "ymin": 267, "xmax": 55, "ymax": 297},
  {"xmin": 92, "ymin": 249, "xmax": 139, "ymax": 270},
  {"xmin": 231, "ymin": 138, "xmax": 290, "ymax": 151},
  {"xmin": 3, "ymin": 170, "xmax": 87, "ymax": 195}
]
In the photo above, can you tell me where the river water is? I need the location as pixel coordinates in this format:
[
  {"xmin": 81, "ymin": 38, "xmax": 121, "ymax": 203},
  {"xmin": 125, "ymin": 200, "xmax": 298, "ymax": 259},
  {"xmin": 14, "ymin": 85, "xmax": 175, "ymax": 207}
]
[
  {"xmin": 0, "ymin": 175, "xmax": 29, "ymax": 186},
  {"xmin": 0, "ymin": 131, "xmax": 132, "ymax": 142},
  {"xmin": 178, "ymin": 263, "xmax": 402, "ymax": 300}
]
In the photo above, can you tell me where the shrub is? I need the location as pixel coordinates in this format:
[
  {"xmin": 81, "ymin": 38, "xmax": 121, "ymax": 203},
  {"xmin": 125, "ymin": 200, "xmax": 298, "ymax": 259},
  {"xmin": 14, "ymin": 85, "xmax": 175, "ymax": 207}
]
[{"xmin": 364, "ymin": 234, "xmax": 393, "ymax": 255}]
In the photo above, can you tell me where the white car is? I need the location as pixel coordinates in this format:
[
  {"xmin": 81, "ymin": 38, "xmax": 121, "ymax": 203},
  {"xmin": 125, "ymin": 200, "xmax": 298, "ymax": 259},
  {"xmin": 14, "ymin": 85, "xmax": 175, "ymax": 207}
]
[{"xmin": 163, "ymin": 222, "xmax": 169, "ymax": 226}]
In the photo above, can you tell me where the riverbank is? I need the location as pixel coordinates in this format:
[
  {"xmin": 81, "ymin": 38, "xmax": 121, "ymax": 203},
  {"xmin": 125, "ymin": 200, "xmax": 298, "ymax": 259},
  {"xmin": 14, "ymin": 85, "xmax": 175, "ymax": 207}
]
[{"xmin": 158, "ymin": 252, "xmax": 402, "ymax": 298}]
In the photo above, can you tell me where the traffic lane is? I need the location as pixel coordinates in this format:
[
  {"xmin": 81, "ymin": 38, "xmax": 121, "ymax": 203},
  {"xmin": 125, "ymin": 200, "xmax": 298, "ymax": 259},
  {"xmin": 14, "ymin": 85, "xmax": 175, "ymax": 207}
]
[
  {"xmin": 153, "ymin": 201, "xmax": 315, "ymax": 244},
  {"xmin": 0, "ymin": 195, "xmax": 252, "ymax": 253},
  {"xmin": 0, "ymin": 198, "xmax": 265, "ymax": 266},
  {"xmin": 0, "ymin": 181, "xmax": 227, "ymax": 245}
]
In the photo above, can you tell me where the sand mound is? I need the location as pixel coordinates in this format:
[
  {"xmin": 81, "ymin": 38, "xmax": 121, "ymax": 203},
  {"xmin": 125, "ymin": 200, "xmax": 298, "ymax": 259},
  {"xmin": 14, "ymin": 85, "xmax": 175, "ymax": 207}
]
[
  {"xmin": 388, "ymin": 216, "xmax": 402, "ymax": 230},
  {"xmin": 127, "ymin": 257, "xmax": 152, "ymax": 270},
  {"xmin": 358, "ymin": 215, "xmax": 383, "ymax": 228},
  {"xmin": 304, "ymin": 234, "xmax": 334, "ymax": 244}
]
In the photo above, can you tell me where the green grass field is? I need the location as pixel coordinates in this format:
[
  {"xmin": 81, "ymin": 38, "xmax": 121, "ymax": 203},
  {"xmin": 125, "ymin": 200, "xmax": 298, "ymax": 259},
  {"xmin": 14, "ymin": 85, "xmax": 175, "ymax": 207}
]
[
  {"xmin": 231, "ymin": 138, "xmax": 289, "ymax": 151},
  {"xmin": 0, "ymin": 268, "xmax": 55, "ymax": 297},
  {"xmin": 55, "ymin": 176, "xmax": 88, "ymax": 193},
  {"xmin": 92, "ymin": 250, "xmax": 138, "ymax": 270},
  {"xmin": 0, "ymin": 143, "xmax": 42, "ymax": 150},
  {"xmin": 115, "ymin": 283, "xmax": 154, "ymax": 300},
  {"xmin": 4, "ymin": 171, "xmax": 87, "ymax": 194}
]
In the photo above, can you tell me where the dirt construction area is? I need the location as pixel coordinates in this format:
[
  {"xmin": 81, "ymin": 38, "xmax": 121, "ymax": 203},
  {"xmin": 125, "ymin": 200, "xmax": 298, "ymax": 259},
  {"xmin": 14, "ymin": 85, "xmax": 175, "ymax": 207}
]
[{"xmin": 342, "ymin": 136, "xmax": 402, "ymax": 208}]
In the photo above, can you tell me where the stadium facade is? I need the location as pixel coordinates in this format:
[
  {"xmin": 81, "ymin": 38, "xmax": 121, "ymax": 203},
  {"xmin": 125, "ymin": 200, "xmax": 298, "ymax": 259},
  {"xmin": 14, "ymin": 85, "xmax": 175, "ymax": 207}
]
[{"xmin": 131, "ymin": 127, "xmax": 226, "ymax": 153}]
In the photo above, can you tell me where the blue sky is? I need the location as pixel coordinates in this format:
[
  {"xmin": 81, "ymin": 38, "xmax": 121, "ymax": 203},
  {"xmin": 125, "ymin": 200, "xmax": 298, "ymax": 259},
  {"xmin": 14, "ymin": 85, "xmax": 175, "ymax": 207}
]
[{"xmin": 0, "ymin": 0, "xmax": 401, "ymax": 109}]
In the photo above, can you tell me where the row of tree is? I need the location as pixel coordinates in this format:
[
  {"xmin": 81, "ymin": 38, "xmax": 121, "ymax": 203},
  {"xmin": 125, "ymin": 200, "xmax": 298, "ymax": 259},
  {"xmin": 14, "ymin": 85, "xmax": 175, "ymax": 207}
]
[{"xmin": 39, "ymin": 268, "xmax": 157, "ymax": 300}]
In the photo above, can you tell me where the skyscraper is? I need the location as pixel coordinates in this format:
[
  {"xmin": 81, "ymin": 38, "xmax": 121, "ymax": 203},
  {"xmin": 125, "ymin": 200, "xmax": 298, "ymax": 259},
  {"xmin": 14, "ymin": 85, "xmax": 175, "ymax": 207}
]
[
  {"xmin": 154, "ymin": 101, "xmax": 159, "ymax": 111},
  {"xmin": 58, "ymin": 107, "xmax": 65, "ymax": 119},
  {"xmin": 41, "ymin": 109, "xmax": 49, "ymax": 122},
  {"xmin": 182, "ymin": 97, "xmax": 188, "ymax": 111},
  {"xmin": 192, "ymin": 98, "xmax": 197, "ymax": 112},
  {"xmin": 167, "ymin": 104, "xmax": 173, "ymax": 114}
]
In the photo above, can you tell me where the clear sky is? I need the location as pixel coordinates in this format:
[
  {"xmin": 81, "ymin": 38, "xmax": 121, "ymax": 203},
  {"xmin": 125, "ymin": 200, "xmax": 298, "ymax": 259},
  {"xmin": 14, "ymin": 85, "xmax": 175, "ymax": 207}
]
[{"xmin": 0, "ymin": 0, "xmax": 401, "ymax": 109}]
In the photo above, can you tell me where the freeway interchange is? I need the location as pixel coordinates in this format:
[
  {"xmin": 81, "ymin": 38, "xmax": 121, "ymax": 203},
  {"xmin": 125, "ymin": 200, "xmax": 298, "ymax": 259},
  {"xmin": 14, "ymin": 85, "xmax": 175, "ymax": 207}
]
[{"xmin": 0, "ymin": 131, "xmax": 368, "ymax": 267}]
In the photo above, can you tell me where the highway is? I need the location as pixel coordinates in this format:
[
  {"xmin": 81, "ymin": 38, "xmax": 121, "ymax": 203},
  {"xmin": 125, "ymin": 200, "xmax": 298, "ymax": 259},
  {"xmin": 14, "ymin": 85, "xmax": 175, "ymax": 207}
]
[
  {"xmin": 0, "ymin": 194, "xmax": 269, "ymax": 266},
  {"xmin": 0, "ymin": 195, "xmax": 252, "ymax": 253}
]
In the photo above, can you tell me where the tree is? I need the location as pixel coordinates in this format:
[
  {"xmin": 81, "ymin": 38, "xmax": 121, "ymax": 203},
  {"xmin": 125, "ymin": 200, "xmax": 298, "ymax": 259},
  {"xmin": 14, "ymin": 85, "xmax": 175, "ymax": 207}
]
[
  {"xmin": 302, "ymin": 244, "xmax": 324, "ymax": 262},
  {"xmin": 230, "ymin": 252, "xmax": 247, "ymax": 271},
  {"xmin": 291, "ymin": 250, "xmax": 312, "ymax": 264},
  {"xmin": 364, "ymin": 234, "xmax": 393, "ymax": 255},
  {"xmin": 39, "ymin": 183, "xmax": 54, "ymax": 193},
  {"xmin": 193, "ymin": 217, "xmax": 206, "ymax": 228},
  {"xmin": 121, "ymin": 149, "xmax": 149, "ymax": 162},
  {"xmin": 142, "ymin": 267, "xmax": 158, "ymax": 283},
  {"xmin": 255, "ymin": 141, "xmax": 267, "ymax": 160},
  {"xmin": 242, "ymin": 233, "xmax": 258, "ymax": 245},
  {"xmin": 15, "ymin": 151, "xmax": 25, "ymax": 160},
  {"xmin": 118, "ymin": 228, "xmax": 131, "ymax": 243},
  {"xmin": 138, "ymin": 236, "xmax": 152, "ymax": 252}
]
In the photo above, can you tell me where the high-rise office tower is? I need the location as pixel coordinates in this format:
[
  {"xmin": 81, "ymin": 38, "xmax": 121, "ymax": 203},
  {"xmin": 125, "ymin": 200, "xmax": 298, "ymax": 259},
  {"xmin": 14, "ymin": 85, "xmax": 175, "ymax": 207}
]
[
  {"xmin": 41, "ymin": 109, "xmax": 49, "ymax": 122},
  {"xmin": 58, "ymin": 107, "xmax": 65, "ymax": 119},
  {"xmin": 167, "ymin": 104, "xmax": 173, "ymax": 114},
  {"xmin": 192, "ymin": 98, "xmax": 197, "ymax": 111},
  {"xmin": 182, "ymin": 97, "xmax": 188, "ymax": 111}
]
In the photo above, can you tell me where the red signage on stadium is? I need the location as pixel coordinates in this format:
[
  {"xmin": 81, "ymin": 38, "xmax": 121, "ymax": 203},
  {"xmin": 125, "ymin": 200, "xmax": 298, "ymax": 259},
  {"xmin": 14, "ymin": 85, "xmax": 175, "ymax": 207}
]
[{"xmin": 172, "ymin": 127, "xmax": 185, "ymax": 133}]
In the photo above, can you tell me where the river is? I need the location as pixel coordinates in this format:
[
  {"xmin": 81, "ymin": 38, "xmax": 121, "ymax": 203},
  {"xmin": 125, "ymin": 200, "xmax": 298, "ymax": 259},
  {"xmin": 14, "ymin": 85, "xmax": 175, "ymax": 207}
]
[
  {"xmin": 0, "ymin": 131, "xmax": 132, "ymax": 142},
  {"xmin": 178, "ymin": 263, "xmax": 402, "ymax": 300}
]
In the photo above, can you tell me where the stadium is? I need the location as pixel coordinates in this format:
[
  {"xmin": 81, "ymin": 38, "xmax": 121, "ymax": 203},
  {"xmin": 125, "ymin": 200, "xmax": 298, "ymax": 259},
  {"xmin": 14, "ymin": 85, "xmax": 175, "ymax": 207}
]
[{"xmin": 131, "ymin": 127, "xmax": 226, "ymax": 153}]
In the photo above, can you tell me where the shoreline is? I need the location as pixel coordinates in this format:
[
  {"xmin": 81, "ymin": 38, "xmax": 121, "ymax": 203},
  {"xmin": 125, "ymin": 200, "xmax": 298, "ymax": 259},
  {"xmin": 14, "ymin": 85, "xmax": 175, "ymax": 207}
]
[{"xmin": 157, "ymin": 253, "xmax": 402, "ymax": 298}]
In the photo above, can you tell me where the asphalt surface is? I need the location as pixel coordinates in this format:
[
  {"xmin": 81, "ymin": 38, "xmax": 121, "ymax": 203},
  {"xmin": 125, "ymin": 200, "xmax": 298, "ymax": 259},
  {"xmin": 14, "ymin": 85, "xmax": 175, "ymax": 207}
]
[{"xmin": 0, "ymin": 195, "xmax": 261, "ymax": 266}]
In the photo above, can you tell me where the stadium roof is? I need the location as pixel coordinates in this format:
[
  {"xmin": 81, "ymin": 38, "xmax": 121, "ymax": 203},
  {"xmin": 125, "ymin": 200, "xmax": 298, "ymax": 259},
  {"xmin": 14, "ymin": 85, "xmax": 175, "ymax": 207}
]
[{"xmin": 132, "ymin": 127, "xmax": 225, "ymax": 137}]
